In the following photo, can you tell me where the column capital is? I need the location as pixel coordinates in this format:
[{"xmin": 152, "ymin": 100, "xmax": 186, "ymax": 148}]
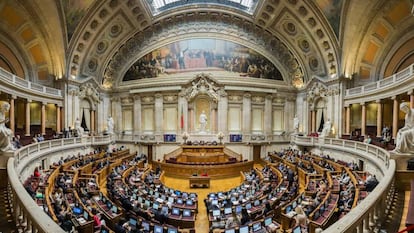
[
  {"xmin": 133, "ymin": 94, "xmax": 141, "ymax": 101},
  {"xmin": 26, "ymin": 99, "xmax": 32, "ymax": 103},
  {"xmin": 243, "ymin": 92, "xmax": 251, "ymax": 99},
  {"xmin": 10, "ymin": 95, "xmax": 17, "ymax": 100},
  {"xmin": 360, "ymin": 102, "xmax": 365, "ymax": 106},
  {"xmin": 408, "ymin": 90, "xmax": 413, "ymax": 95},
  {"xmin": 42, "ymin": 101, "xmax": 48, "ymax": 106},
  {"xmin": 391, "ymin": 96, "xmax": 398, "ymax": 101},
  {"xmin": 375, "ymin": 99, "xmax": 382, "ymax": 104},
  {"xmin": 154, "ymin": 93, "xmax": 163, "ymax": 99}
]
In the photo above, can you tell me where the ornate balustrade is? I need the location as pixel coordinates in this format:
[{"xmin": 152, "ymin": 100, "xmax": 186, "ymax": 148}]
[
  {"xmin": 7, "ymin": 135, "xmax": 113, "ymax": 233},
  {"xmin": 345, "ymin": 63, "xmax": 414, "ymax": 104},
  {"xmin": 292, "ymin": 136, "xmax": 395, "ymax": 233},
  {"xmin": 0, "ymin": 67, "xmax": 62, "ymax": 102}
]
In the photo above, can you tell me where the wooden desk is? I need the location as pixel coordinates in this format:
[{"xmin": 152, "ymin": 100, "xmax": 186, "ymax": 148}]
[{"xmin": 189, "ymin": 176, "xmax": 210, "ymax": 188}]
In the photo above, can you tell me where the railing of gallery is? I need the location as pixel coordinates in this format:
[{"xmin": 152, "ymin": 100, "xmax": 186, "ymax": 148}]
[
  {"xmin": 7, "ymin": 135, "xmax": 113, "ymax": 233},
  {"xmin": 292, "ymin": 136, "xmax": 395, "ymax": 233},
  {"xmin": 0, "ymin": 67, "xmax": 62, "ymax": 97},
  {"xmin": 346, "ymin": 63, "xmax": 414, "ymax": 97}
]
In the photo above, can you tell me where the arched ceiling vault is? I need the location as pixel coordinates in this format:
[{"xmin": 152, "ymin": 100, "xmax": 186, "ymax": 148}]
[{"xmin": 67, "ymin": 0, "xmax": 341, "ymax": 90}]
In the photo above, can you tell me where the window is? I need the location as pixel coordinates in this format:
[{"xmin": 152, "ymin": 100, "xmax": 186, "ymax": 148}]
[{"xmin": 146, "ymin": 0, "xmax": 258, "ymax": 16}]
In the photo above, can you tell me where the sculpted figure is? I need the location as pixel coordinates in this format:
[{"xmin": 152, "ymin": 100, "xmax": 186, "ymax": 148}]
[
  {"xmin": 320, "ymin": 118, "xmax": 331, "ymax": 137},
  {"xmin": 0, "ymin": 101, "xmax": 14, "ymax": 151},
  {"xmin": 199, "ymin": 110, "xmax": 207, "ymax": 132},
  {"xmin": 107, "ymin": 116, "xmax": 114, "ymax": 134},
  {"xmin": 393, "ymin": 102, "xmax": 414, "ymax": 153}
]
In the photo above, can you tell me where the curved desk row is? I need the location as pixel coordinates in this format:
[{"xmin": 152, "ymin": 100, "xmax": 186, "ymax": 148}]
[{"xmin": 152, "ymin": 160, "xmax": 254, "ymax": 178}]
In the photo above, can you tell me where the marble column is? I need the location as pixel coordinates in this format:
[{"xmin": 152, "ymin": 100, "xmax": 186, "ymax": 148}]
[
  {"xmin": 9, "ymin": 96, "xmax": 15, "ymax": 133},
  {"xmin": 311, "ymin": 110, "xmax": 316, "ymax": 132},
  {"xmin": 56, "ymin": 105, "xmax": 61, "ymax": 133},
  {"xmin": 133, "ymin": 95, "xmax": 142, "ymax": 135},
  {"xmin": 111, "ymin": 97, "xmax": 121, "ymax": 133},
  {"xmin": 189, "ymin": 107, "xmax": 194, "ymax": 132},
  {"xmin": 211, "ymin": 107, "xmax": 217, "ymax": 133},
  {"xmin": 376, "ymin": 100, "xmax": 382, "ymax": 137},
  {"xmin": 217, "ymin": 90, "xmax": 228, "ymax": 134},
  {"xmin": 392, "ymin": 96, "xmax": 399, "ymax": 138},
  {"xmin": 361, "ymin": 103, "xmax": 366, "ymax": 136},
  {"xmin": 409, "ymin": 90, "xmax": 414, "ymax": 109},
  {"xmin": 264, "ymin": 95, "xmax": 272, "ymax": 136},
  {"xmin": 41, "ymin": 102, "xmax": 46, "ymax": 135},
  {"xmin": 154, "ymin": 93, "xmax": 163, "ymax": 134},
  {"xmin": 345, "ymin": 106, "xmax": 350, "ymax": 135},
  {"xmin": 90, "ymin": 109, "xmax": 95, "ymax": 133},
  {"xmin": 25, "ymin": 99, "xmax": 31, "ymax": 136},
  {"xmin": 242, "ymin": 92, "xmax": 251, "ymax": 136}
]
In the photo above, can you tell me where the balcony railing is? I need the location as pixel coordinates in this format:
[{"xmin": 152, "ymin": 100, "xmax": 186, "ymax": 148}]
[
  {"xmin": 345, "ymin": 63, "xmax": 414, "ymax": 97},
  {"xmin": 0, "ymin": 67, "xmax": 62, "ymax": 97},
  {"xmin": 7, "ymin": 135, "xmax": 113, "ymax": 233},
  {"xmin": 292, "ymin": 136, "xmax": 395, "ymax": 233}
]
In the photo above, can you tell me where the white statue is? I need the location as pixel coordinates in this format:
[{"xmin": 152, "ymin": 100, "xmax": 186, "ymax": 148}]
[
  {"xmin": 74, "ymin": 117, "xmax": 84, "ymax": 136},
  {"xmin": 320, "ymin": 118, "xmax": 331, "ymax": 137},
  {"xmin": 293, "ymin": 115, "xmax": 299, "ymax": 133},
  {"xmin": 107, "ymin": 116, "xmax": 114, "ymax": 134},
  {"xmin": 393, "ymin": 102, "xmax": 414, "ymax": 153},
  {"xmin": 0, "ymin": 101, "xmax": 14, "ymax": 152},
  {"xmin": 199, "ymin": 110, "xmax": 207, "ymax": 132}
]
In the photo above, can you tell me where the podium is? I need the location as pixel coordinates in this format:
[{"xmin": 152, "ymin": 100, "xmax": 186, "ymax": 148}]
[{"xmin": 189, "ymin": 175, "xmax": 210, "ymax": 188}]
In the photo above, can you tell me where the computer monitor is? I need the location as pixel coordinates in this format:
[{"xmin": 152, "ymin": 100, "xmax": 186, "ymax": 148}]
[
  {"xmin": 73, "ymin": 207, "xmax": 82, "ymax": 215},
  {"xmin": 285, "ymin": 205, "xmax": 292, "ymax": 214},
  {"xmin": 245, "ymin": 203, "xmax": 252, "ymax": 210},
  {"xmin": 212, "ymin": 209, "xmax": 221, "ymax": 217},
  {"xmin": 154, "ymin": 224, "xmax": 163, "ymax": 233},
  {"xmin": 129, "ymin": 218, "xmax": 137, "ymax": 226},
  {"xmin": 142, "ymin": 221, "xmax": 150, "ymax": 231},
  {"xmin": 83, "ymin": 211, "xmax": 89, "ymax": 220},
  {"xmin": 176, "ymin": 198, "xmax": 183, "ymax": 205},
  {"xmin": 190, "ymin": 193, "xmax": 196, "ymax": 198},
  {"xmin": 111, "ymin": 205, "xmax": 117, "ymax": 214},
  {"xmin": 239, "ymin": 226, "xmax": 249, "ymax": 233},
  {"xmin": 167, "ymin": 227, "xmax": 178, "ymax": 233},
  {"xmin": 292, "ymin": 226, "xmax": 301, "ymax": 233},
  {"xmin": 168, "ymin": 197, "xmax": 174, "ymax": 203},
  {"xmin": 235, "ymin": 205, "xmax": 242, "ymax": 214},
  {"xmin": 138, "ymin": 196, "xmax": 143, "ymax": 203},
  {"xmin": 183, "ymin": 209, "xmax": 191, "ymax": 217},
  {"xmin": 149, "ymin": 190, "xmax": 154, "ymax": 195},
  {"xmin": 252, "ymin": 222, "xmax": 262, "ymax": 232},
  {"xmin": 172, "ymin": 208, "xmax": 180, "ymax": 215},
  {"xmin": 264, "ymin": 217, "xmax": 272, "ymax": 226},
  {"xmin": 292, "ymin": 201, "xmax": 297, "ymax": 209},
  {"xmin": 175, "ymin": 190, "xmax": 181, "ymax": 196},
  {"xmin": 161, "ymin": 194, "xmax": 166, "ymax": 200},
  {"xmin": 106, "ymin": 201, "xmax": 112, "ymax": 209},
  {"xmin": 211, "ymin": 199, "xmax": 218, "ymax": 205},
  {"xmin": 225, "ymin": 228, "xmax": 235, "ymax": 233},
  {"xmin": 254, "ymin": 199, "xmax": 260, "ymax": 206},
  {"xmin": 101, "ymin": 229, "xmax": 108, "ymax": 233},
  {"xmin": 224, "ymin": 207, "xmax": 232, "ymax": 215},
  {"xmin": 144, "ymin": 200, "xmax": 150, "ymax": 208},
  {"xmin": 186, "ymin": 199, "xmax": 193, "ymax": 205},
  {"xmin": 161, "ymin": 206, "xmax": 169, "ymax": 213},
  {"xmin": 153, "ymin": 202, "xmax": 159, "ymax": 210},
  {"xmin": 155, "ymin": 192, "xmax": 160, "ymax": 198}
]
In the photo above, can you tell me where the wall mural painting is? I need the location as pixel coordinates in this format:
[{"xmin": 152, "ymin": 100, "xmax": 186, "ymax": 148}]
[{"xmin": 123, "ymin": 38, "xmax": 283, "ymax": 81}]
